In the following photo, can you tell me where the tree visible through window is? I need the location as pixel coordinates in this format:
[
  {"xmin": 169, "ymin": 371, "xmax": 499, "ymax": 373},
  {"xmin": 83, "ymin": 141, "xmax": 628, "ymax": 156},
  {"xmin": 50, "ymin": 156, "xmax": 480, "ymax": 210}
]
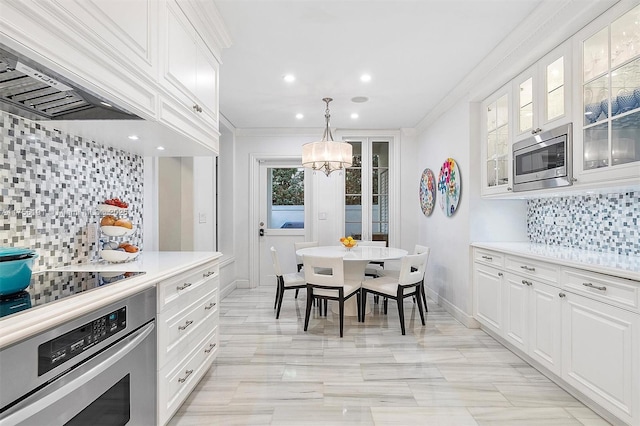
[
  {"xmin": 268, "ymin": 167, "xmax": 305, "ymax": 229},
  {"xmin": 271, "ymin": 168, "xmax": 304, "ymax": 205}
]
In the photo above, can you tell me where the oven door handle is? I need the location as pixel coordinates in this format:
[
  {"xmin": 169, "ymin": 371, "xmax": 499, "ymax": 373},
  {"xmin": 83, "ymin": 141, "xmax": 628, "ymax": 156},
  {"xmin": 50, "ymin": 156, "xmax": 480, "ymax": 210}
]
[{"xmin": 1, "ymin": 321, "xmax": 155, "ymax": 426}]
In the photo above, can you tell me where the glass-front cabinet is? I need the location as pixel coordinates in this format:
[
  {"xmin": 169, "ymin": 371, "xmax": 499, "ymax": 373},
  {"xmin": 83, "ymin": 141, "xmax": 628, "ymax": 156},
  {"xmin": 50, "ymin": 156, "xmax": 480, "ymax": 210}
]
[
  {"xmin": 513, "ymin": 41, "xmax": 572, "ymax": 143},
  {"xmin": 576, "ymin": 3, "xmax": 640, "ymax": 182},
  {"xmin": 481, "ymin": 86, "xmax": 511, "ymax": 195}
]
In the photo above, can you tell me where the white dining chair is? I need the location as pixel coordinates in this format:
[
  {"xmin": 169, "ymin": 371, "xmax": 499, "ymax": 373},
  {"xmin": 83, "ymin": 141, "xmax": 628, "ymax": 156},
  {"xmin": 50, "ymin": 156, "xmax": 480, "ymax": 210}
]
[
  {"xmin": 270, "ymin": 246, "xmax": 306, "ymax": 319},
  {"xmin": 360, "ymin": 251, "xmax": 429, "ymax": 335},
  {"xmin": 378, "ymin": 245, "xmax": 430, "ymax": 310},
  {"xmin": 303, "ymin": 254, "xmax": 361, "ymax": 337},
  {"xmin": 293, "ymin": 241, "xmax": 319, "ymax": 299},
  {"xmin": 357, "ymin": 240, "xmax": 387, "ymax": 277}
]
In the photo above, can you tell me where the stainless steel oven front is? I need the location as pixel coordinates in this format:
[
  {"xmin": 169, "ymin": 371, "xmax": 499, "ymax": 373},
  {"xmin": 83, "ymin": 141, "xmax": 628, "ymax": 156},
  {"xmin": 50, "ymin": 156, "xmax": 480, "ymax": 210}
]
[
  {"xmin": 512, "ymin": 123, "xmax": 573, "ymax": 192},
  {"xmin": 0, "ymin": 287, "xmax": 156, "ymax": 426}
]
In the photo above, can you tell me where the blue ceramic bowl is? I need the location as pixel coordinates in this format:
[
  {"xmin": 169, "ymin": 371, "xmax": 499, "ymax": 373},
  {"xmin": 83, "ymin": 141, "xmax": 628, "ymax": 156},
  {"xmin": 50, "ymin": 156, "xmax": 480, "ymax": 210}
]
[
  {"xmin": 585, "ymin": 103, "xmax": 602, "ymax": 123},
  {"xmin": 0, "ymin": 254, "xmax": 38, "ymax": 295},
  {"xmin": 634, "ymin": 88, "xmax": 640, "ymax": 106},
  {"xmin": 617, "ymin": 90, "xmax": 637, "ymax": 113},
  {"xmin": 601, "ymin": 98, "xmax": 619, "ymax": 117}
]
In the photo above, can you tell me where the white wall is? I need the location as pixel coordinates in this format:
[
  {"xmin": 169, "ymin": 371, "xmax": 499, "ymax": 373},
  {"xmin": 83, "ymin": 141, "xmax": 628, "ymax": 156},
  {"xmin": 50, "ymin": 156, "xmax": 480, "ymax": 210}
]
[
  {"xmin": 416, "ymin": 97, "xmax": 527, "ymax": 326},
  {"xmin": 192, "ymin": 156, "xmax": 216, "ymax": 251}
]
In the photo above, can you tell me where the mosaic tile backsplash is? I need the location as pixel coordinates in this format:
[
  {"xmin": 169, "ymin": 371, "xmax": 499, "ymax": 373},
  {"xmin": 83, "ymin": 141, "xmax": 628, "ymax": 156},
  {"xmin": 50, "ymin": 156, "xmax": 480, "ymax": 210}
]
[
  {"xmin": 527, "ymin": 192, "xmax": 639, "ymax": 255},
  {"xmin": 0, "ymin": 112, "xmax": 143, "ymax": 271}
]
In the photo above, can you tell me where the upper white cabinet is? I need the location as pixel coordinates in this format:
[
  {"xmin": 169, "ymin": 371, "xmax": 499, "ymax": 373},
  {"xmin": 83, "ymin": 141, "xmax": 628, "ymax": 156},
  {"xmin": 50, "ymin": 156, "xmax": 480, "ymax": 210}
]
[
  {"xmin": 160, "ymin": 0, "xmax": 221, "ymax": 151},
  {"xmin": 0, "ymin": 0, "xmax": 159, "ymax": 118},
  {"xmin": 513, "ymin": 41, "xmax": 572, "ymax": 143},
  {"xmin": 573, "ymin": 3, "xmax": 640, "ymax": 186},
  {"xmin": 481, "ymin": 85, "xmax": 512, "ymax": 195}
]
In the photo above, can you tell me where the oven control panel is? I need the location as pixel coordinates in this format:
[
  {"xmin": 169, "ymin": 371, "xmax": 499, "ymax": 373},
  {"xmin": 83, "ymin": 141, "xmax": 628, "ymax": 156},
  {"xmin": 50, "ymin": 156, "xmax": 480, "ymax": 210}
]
[{"xmin": 38, "ymin": 306, "xmax": 127, "ymax": 376}]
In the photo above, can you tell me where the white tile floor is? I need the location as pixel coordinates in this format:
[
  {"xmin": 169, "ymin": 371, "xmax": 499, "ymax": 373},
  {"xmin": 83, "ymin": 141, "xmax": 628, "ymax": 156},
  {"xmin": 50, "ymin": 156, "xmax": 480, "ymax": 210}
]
[{"xmin": 168, "ymin": 286, "xmax": 611, "ymax": 425}]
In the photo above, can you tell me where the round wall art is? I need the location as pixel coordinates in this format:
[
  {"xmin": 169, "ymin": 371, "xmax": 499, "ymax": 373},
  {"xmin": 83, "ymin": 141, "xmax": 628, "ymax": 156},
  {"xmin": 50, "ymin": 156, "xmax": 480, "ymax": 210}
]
[
  {"xmin": 419, "ymin": 168, "xmax": 436, "ymax": 217},
  {"xmin": 438, "ymin": 158, "xmax": 461, "ymax": 217}
]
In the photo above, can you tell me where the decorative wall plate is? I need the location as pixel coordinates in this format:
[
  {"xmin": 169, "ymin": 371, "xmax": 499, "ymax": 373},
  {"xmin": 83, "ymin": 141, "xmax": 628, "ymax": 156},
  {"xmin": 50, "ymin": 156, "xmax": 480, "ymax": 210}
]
[
  {"xmin": 419, "ymin": 168, "xmax": 436, "ymax": 217},
  {"xmin": 438, "ymin": 158, "xmax": 461, "ymax": 217}
]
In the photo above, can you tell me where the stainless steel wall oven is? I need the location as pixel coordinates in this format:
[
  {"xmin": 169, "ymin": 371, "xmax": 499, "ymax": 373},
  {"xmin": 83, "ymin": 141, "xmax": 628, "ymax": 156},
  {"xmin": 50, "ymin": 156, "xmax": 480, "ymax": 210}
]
[{"xmin": 0, "ymin": 287, "xmax": 156, "ymax": 425}]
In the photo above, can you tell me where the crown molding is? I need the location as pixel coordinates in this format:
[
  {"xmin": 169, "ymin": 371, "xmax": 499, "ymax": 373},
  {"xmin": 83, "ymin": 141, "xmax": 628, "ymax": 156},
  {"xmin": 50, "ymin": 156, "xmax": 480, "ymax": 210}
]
[{"xmin": 415, "ymin": 0, "xmax": 619, "ymax": 134}]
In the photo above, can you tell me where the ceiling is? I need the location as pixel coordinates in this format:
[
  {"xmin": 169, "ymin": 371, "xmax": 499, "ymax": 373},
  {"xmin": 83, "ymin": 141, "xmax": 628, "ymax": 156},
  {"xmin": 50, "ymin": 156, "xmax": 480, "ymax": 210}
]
[{"xmin": 215, "ymin": 0, "xmax": 542, "ymax": 130}]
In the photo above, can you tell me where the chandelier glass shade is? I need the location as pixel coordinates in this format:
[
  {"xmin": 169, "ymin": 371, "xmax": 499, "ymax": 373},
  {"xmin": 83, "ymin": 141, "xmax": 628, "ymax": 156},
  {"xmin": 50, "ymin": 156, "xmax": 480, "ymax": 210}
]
[{"xmin": 301, "ymin": 98, "xmax": 353, "ymax": 176}]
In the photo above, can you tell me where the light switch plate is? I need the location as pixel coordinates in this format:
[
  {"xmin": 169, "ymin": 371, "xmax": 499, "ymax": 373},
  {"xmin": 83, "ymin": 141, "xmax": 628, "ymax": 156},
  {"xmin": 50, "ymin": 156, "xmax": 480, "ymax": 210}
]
[
  {"xmin": 87, "ymin": 223, "xmax": 98, "ymax": 244},
  {"xmin": 318, "ymin": 212, "xmax": 327, "ymax": 220},
  {"xmin": 199, "ymin": 213, "xmax": 207, "ymax": 224}
]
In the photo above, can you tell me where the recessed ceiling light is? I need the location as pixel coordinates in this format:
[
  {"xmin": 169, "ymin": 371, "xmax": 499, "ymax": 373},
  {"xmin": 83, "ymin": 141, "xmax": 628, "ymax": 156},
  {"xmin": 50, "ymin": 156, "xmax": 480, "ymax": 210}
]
[
  {"xmin": 156, "ymin": 146, "xmax": 165, "ymax": 151},
  {"xmin": 360, "ymin": 74, "xmax": 371, "ymax": 82},
  {"xmin": 351, "ymin": 96, "xmax": 368, "ymax": 103},
  {"xmin": 283, "ymin": 74, "xmax": 295, "ymax": 82},
  {"xmin": 100, "ymin": 101, "xmax": 112, "ymax": 107},
  {"xmin": 295, "ymin": 113, "xmax": 304, "ymax": 119},
  {"xmin": 128, "ymin": 135, "xmax": 139, "ymax": 140},
  {"xmin": 351, "ymin": 113, "xmax": 359, "ymax": 119}
]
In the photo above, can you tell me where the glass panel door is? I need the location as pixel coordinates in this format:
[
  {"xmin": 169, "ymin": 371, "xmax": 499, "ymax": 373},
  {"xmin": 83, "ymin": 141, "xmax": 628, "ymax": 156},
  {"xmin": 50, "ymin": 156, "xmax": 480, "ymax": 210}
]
[
  {"xmin": 267, "ymin": 167, "xmax": 305, "ymax": 229},
  {"xmin": 344, "ymin": 139, "xmax": 390, "ymax": 243}
]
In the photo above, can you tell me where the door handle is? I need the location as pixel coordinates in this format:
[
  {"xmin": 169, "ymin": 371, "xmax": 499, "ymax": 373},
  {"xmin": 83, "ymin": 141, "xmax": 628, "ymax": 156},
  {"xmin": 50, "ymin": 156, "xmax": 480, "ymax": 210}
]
[{"xmin": 259, "ymin": 228, "xmax": 265, "ymax": 237}]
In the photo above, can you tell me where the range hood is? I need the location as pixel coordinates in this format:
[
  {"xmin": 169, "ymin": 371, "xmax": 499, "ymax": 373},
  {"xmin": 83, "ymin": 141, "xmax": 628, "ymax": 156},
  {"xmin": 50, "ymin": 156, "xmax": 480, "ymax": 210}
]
[{"xmin": 0, "ymin": 45, "xmax": 141, "ymax": 121}]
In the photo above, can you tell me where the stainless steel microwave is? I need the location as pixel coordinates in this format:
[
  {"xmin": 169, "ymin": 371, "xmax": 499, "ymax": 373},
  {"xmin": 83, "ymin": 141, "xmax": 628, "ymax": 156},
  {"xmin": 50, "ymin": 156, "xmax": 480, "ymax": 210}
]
[{"xmin": 512, "ymin": 123, "xmax": 573, "ymax": 192}]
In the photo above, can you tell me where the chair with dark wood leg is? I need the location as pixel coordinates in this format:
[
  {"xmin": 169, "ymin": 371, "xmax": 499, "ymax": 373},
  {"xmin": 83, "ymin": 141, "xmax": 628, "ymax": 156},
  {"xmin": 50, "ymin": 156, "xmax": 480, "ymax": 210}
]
[
  {"xmin": 303, "ymin": 255, "xmax": 361, "ymax": 338},
  {"xmin": 270, "ymin": 247, "xmax": 306, "ymax": 319},
  {"xmin": 377, "ymin": 245, "xmax": 430, "ymax": 312},
  {"xmin": 361, "ymin": 251, "xmax": 429, "ymax": 335}
]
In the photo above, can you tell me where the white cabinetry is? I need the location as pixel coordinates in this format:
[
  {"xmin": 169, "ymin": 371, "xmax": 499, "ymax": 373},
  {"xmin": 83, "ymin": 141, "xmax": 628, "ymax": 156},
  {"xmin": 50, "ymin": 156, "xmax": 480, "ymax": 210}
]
[
  {"xmin": 472, "ymin": 247, "xmax": 640, "ymax": 425},
  {"xmin": 573, "ymin": 3, "xmax": 640, "ymax": 187},
  {"xmin": 513, "ymin": 41, "xmax": 572, "ymax": 143},
  {"xmin": 561, "ymin": 290, "xmax": 639, "ymax": 425},
  {"xmin": 159, "ymin": 0, "xmax": 220, "ymax": 151},
  {"xmin": 156, "ymin": 260, "xmax": 220, "ymax": 425},
  {"xmin": 0, "ymin": 0, "xmax": 159, "ymax": 118},
  {"xmin": 480, "ymin": 86, "xmax": 512, "ymax": 195}
]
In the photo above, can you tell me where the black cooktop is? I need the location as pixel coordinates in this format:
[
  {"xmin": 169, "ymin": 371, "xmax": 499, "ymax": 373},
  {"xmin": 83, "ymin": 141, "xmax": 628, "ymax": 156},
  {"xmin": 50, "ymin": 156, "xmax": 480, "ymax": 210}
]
[{"xmin": 0, "ymin": 271, "xmax": 146, "ymax": 319}]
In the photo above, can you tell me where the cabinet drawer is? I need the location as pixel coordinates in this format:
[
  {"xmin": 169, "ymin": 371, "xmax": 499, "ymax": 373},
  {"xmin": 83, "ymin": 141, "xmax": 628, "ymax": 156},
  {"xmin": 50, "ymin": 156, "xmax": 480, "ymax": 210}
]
[
  {"xmin": 505, "ymin": 255, "xmax": 558, "ymax": 283},
  {"xmin": 562, "ymin": 269, "xmax": 639, "ymax": 312},
  {"xmin": 157, "ymin": 261, "xmax": 219, "ymax": 311},
  {"xmin": 158, "ymin": 326, "xmax": 218, "ymax": 425},
  {"xmin": 474, "ymin": 249, "xmax": 504, "ymax": 267},
  {"xmin": 158, "ymin": 287, "xmax": 219, "ymax": 367}
]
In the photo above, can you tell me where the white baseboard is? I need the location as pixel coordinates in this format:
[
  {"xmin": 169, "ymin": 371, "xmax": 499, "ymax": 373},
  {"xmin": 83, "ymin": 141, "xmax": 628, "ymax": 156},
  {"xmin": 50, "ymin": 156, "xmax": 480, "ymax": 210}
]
[
  {"xmin": 235, "ymin": 279, "xmax": 251, "ymax": 289},
  {"xmin": 425, "ymin": 286, "xmax": 480, "ymax": 329},
  {"xmin": 220, "ymin": 280, "xmax": 237, "ymax": 300}
]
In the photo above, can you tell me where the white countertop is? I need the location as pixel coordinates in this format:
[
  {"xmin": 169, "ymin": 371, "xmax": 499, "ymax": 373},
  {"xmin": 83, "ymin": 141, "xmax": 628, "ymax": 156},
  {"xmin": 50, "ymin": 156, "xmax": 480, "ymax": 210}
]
[
  {"xmin": 471, "ymin": 242, "xmax": 640, "ymax": 281},
  {"xmin": 0, "ymin": 251, "xmax": 222, "ymax": 349}
]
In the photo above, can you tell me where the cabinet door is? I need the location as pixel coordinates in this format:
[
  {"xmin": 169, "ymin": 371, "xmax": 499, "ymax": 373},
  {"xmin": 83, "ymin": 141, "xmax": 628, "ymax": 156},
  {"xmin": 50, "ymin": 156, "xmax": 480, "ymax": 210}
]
[
  {"xmin": 513, "ymin": 41, "xmax": 571, "ymax": 143},
  {"xmin": 165, "ymin": 2, "xmax": 198, "ymax": 99},
  {"xmin": 503, "ymin": 272, "xmax": 529, "ymax": 352},
  {"xmin": 473, "ymin": 263, "xmax": 504, "ymax": 334},
  {"xmin": 529, "ymin": 281, "xmax": 561, "ymax": 375},
  {"xmin": 574, "ymin": 3, "xmax": 640, "ymax": 185},
  {"xmin": 195, "ymin": 42, "xmax": 219, "ymax": 125},
  {"xmin": 561, "ymin": 291, "xmax": 639, "ymax": 424},
  {"xmin": 481, "ymin": 86, "xmax": 512, "ymax": 195}
]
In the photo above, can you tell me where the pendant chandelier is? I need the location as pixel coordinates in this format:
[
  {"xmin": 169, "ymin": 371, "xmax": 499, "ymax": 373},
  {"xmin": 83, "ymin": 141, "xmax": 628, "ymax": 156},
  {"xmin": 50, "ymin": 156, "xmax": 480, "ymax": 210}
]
[{"xmin": 301, "ymin": 97, "xmax": 353, "ymax": 176}]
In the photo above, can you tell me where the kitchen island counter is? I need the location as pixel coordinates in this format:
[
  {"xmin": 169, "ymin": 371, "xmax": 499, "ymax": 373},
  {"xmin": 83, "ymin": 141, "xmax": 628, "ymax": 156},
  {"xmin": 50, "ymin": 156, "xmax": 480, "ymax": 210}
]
[{"xmin": 0, "ymin": 251, "xmax": 222, "ymax": 349}]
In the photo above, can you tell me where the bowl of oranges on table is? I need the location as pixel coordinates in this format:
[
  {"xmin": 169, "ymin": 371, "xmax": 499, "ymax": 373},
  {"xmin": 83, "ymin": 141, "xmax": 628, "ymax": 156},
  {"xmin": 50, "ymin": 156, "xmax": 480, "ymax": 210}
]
[{"xmin": 340, "ymin": 236, "xmax": 357, "ymax": 251}]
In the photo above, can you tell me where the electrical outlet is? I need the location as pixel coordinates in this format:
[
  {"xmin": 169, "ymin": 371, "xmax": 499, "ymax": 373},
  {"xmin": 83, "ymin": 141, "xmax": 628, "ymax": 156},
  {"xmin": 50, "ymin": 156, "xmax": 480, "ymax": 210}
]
[
  {"xmin": 87, "ymin": 223, "xmax": 98, "ymax": 244},
  {"xmin": 199, "ymin": 213, "xmax": 207, "ymax": 224},
  {"xmin": 544, "ymin": 216, "xmax": 554, "ymax": 225},
  {"xmin": 555, "ymin": 216, "xmax": 568, "ymax": 226}
]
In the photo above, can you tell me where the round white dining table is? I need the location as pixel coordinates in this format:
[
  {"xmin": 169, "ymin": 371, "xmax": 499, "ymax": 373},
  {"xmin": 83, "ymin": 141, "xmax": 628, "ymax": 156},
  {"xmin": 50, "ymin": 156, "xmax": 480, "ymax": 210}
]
[{"xmin": 295, "ymin": 245, "xmax": 408, "ymax": 316}]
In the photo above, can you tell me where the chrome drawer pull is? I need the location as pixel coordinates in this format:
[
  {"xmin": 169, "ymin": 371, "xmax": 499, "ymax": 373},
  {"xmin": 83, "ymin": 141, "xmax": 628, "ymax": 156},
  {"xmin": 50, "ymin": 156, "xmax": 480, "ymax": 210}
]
[
  {"xmin": 521, "ymin": 279, "xmax": 532, "ymax": 286},
  {"xmin": 204, "ymin": 343, "xmax": 217, "ymax": 354},
  {"xmin": 204, "ymin": 302, "xmax": 216, "ymax": 310},
  {"xmin": 177, "ymin": 282, "xmax": 192, "ymax": 291},
  {"xmin": 178, "ymin": 369, "xmax": 194, "ymax": 383},
  {"xmin": 559, "ymin": 292, "xmax": 566, "ymax": 298},
  {"xmin": 178, "ymin": 320, "xmax": 194, "ymax": 331},
  {"xmin": 583, "ymin": 282, "xmax": 606, "ymax": 291},
  {"xmin": 497, "ymin": 272, "xmax": 503, "ymax": 277},
  {"xmin": 203, "ymin": 271, "xmax": 215, "ymax": 278},
  {"xmin": 520, "ymin": 265, "xmax": 535, "ymax": 272},
  {"xmin": 481, "ymin": 255, "xmax": 493, "ymax": 261}
]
